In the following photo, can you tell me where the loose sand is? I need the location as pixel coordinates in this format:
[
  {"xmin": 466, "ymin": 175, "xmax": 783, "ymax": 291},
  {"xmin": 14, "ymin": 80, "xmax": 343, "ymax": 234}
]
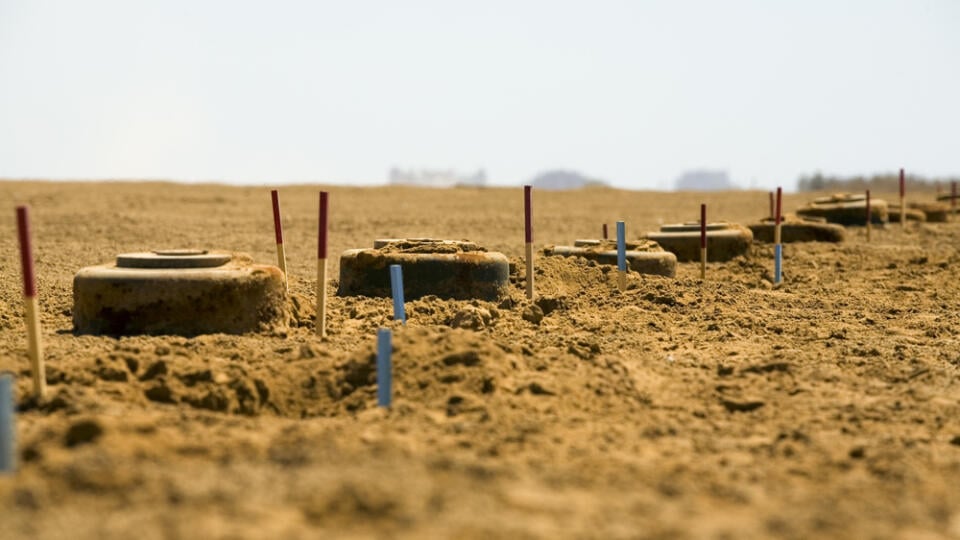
[{"xmin": 1, "ymin": 181, "xmax": 959, "ymax": 539}]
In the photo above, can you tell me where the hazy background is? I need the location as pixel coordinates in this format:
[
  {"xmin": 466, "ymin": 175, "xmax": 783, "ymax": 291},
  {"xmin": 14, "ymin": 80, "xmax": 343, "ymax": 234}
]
[{"xmin": 1, "ymin": 0, "xmax": 957, "ymax": 190}]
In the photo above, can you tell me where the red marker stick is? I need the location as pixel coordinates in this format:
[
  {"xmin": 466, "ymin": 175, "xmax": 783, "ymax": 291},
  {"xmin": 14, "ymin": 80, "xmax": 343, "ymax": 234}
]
[
  {"xmin": 769, "ymin": 191, "xmax": 774, "ymax": 220},
  {"xmin": 524, "ymin": 186, "xmax": 534, "ymax": 300},
  {"xmin": 270, "ymin": 190, "xmax": 288, "ymax": 291},
  {"xmin": 602, "ymin": 223, "xmax": 608, "ymax": 240},
  {"xmin": 866, "ymin": 189, "xmax": 872, "ymax": 242},
  {"xmin": 15, "ymin": 207, "xmax": 45, "ymax": 399},
  {"xmin": 316, "ymin": 191, "xmax": 329, "ymax": 337},
  {"xmin": 700, "ymin": 203, "xmax": 707, "ymax": 280},
  {"xmin": 899, "ymin": 168, "xmax": 906, "ymax": 228}
]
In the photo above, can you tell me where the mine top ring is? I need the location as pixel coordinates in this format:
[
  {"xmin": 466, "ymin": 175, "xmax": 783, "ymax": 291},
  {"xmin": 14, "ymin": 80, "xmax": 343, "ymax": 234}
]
[
  {"xmin": 116, "ymin": 250, "xmax": 232, "ymax": 269},
  {"xmin": 153, "ymin": 249, "xmax": 208, "ymax": 256}
]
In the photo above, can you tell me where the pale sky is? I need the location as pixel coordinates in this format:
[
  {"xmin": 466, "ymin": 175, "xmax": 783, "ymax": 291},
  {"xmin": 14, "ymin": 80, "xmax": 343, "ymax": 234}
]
[{"xmin": 0, "ymin": 0, "xmax": 957, "ymax": 189}]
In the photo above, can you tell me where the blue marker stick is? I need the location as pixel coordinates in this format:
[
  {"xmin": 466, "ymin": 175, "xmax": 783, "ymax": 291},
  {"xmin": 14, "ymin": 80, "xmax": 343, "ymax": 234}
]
[
  {"xmin": 616, "ymin": 221, "xmax": 626, "ymax": 290},
  {"xmin": 389, "ymin": 264, "xmax": 406, "ymax": 324},
  {"xmin": 0, "ymin": 374, "xmax": 14, "ymax": 473},
  {"xmin": 774, "ymin": 244, "xmax": 783, "ymax": 284},
  {"xmin": 376, "ymin": 328, "xmax": 392, "ymax": 407}
]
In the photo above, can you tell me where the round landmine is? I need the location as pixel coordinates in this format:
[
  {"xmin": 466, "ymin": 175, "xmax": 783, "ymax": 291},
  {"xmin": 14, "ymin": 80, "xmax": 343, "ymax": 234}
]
[
  {"xmin": 911, "ymin": 201, "xmax": 949, "ymax": 223},
  {"xmin": 644, "ymin": 223, "xmax": 752, "ymax": 262},
  {"xmin": 796, "ymin": 193, "xmax": 888, "ymax": 226},
  {"xmin": 748, "ymin": 215, "xmax": 846, "ymax": 243},
  {"xmin": 73, "ymin": 251, "xmax": 287, "ymax": 336},
  {"xmin": 887, "ymin": 205, "xmax": 927, "ymax": 223},
  {"xmin": 546, "ymin": 239, "xmax": 676, "ymax": 277},
  {"xmin": 338, "ymin": 239, "xmax": 509, "ymax": 301}
]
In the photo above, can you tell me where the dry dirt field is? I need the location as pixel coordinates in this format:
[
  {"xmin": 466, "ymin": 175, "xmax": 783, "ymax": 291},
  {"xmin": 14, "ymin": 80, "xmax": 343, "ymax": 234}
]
[{"xmin": 1, "ymin": 181, "xmax": 959, "ymax": 539}]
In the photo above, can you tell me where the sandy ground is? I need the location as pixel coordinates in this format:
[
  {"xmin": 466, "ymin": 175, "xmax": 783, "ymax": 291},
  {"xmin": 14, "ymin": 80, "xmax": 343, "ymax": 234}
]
[{"xmin": 0, "ymin": 181, "xmax": 959, "ymax": 539}]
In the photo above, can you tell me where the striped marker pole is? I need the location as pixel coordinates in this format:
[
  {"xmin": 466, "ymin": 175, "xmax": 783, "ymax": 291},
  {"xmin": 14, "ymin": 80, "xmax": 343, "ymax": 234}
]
[
  {"xmin": 774, "ymin": 188, "xmax": 783, "ymax": 285},
  {"xmin": 16, "ymin": 207, "xmax": 45, "ymax": 400},
  {"xmin": 700, "ymin": 204, "xmax": 707, "ymax": 280},
  {"xmin": 602, "ymin": 223, "xmax": 608, "ymax": 240},
  {"xmin": 316, "ymin": 192, "xmax": 329, "ymax": 337},
  {"xmin": 899, "ymin": 168, "xmax": 906, "ymax": 228},
  {"xmin": 866, "ymin": 189, "xmax": 872, "ymax": 242},
  {"xmin": 616, "ymin": 221, "xmax": 626, "ymax": 291},
  {"xmin": 376, "ymin": 328, "xmax": 392, "ymax": 407},
  {"xmin": 524, "ymin": 185, "xmax": 534, "ymax": 300},
  {"xmin": 390, "ymin": 264, "xmax": 406, "ymax": 324},
  {"xmin": 950, "ymin": 180, "xmax": 958, "ymax": 219},
  {"xmin": 270, "ymin": 190, "xmax": 288, "ymax": 292},
  {"xmin": 0, "ymin": 374, "xmax": 14, "ymax": 473}
]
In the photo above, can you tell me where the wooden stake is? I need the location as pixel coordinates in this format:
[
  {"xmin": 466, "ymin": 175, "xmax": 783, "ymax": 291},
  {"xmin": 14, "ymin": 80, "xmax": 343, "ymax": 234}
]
[
  {"xmin": 317, "ymin": 192, "xmax": 329, "ymax": 337},
  {"xmin": 602, "ymin": 223, "xmax": 608, "ymax": 240},
  {"xmin": 270, "ymin": 190, "xmax": 288, "ymax": 292},
  {"xmin": 16, "ymin": 207, "xmax": 45, "ymax": 400},
  {"xmin": 524, "ymin": 186, "xmax": 534, "ymax": 300},
  {"xmin": 866, "ymin": 189, "xmax": 872, "ymax": 242},
  {"xmin": 700, "ymin": 203, "xmax": 707, "ymax": 280}
]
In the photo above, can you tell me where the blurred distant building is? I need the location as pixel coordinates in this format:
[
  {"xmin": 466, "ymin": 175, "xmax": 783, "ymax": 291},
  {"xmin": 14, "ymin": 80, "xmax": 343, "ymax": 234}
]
[
  {"xmin": 674, "ymin": 170, "xmax": 734, "ymax": 191},
  {"xmin": 389, "ymin": 167, "xmax": 487, "ymax": 187},
  {"xmin": 530, "ymin": 169, "xmax": 608, "ymax": 190}
]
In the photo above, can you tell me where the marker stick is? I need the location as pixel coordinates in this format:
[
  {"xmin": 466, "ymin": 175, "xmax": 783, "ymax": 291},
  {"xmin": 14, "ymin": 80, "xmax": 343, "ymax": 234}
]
[
  {"xmin": 0, "ymin": 374, "xmax": 13, "ymax": 473},
  {"xmin": 524, "ymin": 185, "xmax": 534, "ymax": 300},
  {"xmin": 602, "ymin": 223, "xmax": 608, "ymax": 240},
  {"xmin": 866, "ymin": 189, "xmax": 872, "ymax": 242},
  {"xmin": 774, "ymin": 188, "xmax": 783, "ymax": 285},
  {"xmin": 270, "ymin": 190, "xmax": 288, "ymax": 292},
  {"xmin": 899, "ymin": 168, "xmax": 906, "ymax": 228},
  {"xmin": 700, "ymin": 204, "xmax": 707, "ymax": 280},
  {"xmin": 769, "ymin": 191, "xmax": 775, "ymax": 220},
  {"xmin": 376, "ymin": 328, "xmax": 392, "ymax": 407},
  {"xmin": 316, "ymin": 192, "xmax": 329, "ymax": 337},
  {"xmin": 616, "ymin": 221, "xmax": 626, "ymax": 291},
  {"xmin": 390, "ymin": 264, "xmax": 406, "ymax": 324},
  {"xmin": 16, "ymin": 207, "xmax": 45, "ymax": 400}
]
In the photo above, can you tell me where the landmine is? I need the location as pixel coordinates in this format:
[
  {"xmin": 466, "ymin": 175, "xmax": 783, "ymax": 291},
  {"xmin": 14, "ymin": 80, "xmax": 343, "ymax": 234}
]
[
  {"xmin": 887, "ymin": 205, "xmax": 927, "ymax": 223},
  {"xmin": 909, "ymin": 201, "xmax": 950, "ymax": 223},
  {"xmin": 796, "ymin": 193, "xmax": 888, "ymax": 226},
  {"xmin": 644, "ymin": 222, "xmax": 752, "ymax": 262},
  {"xmin": 73, "ymin": 250, "xmax": 287, "ymax": 336},
  {"xmin": 544, "ymin": 239, "xmax": 677, "ymax": 277},
  {"xmin": 339, "ymin": 239, "xmax": 509, "ymax": 301},
  {"xmin": 748, "ymin": 215, "xmax": 846, "ymax": 243}
]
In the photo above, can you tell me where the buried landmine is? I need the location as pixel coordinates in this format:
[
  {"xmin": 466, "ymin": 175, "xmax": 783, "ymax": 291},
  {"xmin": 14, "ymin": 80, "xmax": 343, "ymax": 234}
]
[
  {"xmin": 748, "ymin": 215, "xmax": 846, "ymax": 243},
  {"xmin": 796, "ymin": 193, "xmax": 888, "ymax": 226},
  {"xmin": 73, "ymin": 250, "xmax": 287, "ymax": 336},
  {"xmin": 543, "ymin": 238, "xmax": 677, "ymax": 277},
  {"xmin": 338, "ymin": 238, "xmax": 510, "ymax": 301},
  {"xmin": 645, "ymin": 222, "xmax": 753, "ymax": 262}
]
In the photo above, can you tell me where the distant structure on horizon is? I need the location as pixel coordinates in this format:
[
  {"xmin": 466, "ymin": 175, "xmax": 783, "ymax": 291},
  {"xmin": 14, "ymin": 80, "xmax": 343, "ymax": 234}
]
[
  {"xmin": 530, "ymin": 169, "xmax": 608, "ymax": 190},
  {"xmin": 674, "ymin": 169, "xmax": 735, "ymax": 191},
  {"xmin": 389, "ymin": 167, "xmax": 487, "ymax": 187}
]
